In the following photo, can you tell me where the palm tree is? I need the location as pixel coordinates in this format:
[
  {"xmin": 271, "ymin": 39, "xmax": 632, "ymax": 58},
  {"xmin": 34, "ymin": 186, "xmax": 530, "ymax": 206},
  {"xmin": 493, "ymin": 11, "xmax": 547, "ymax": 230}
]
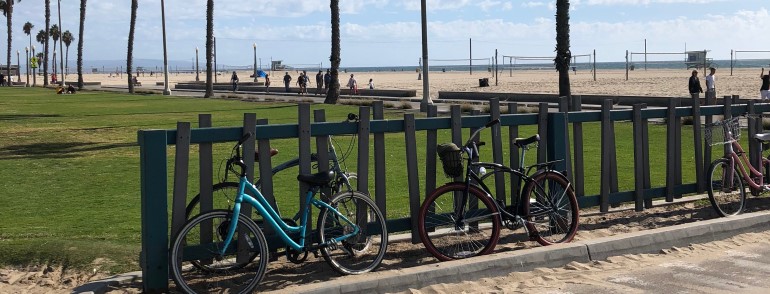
[
  {"xmin": 36, "ymin": 29, "xmax": 47, "ymax": 78},
  {"xmin": 62, "ymin": 30, "xmax": 72, "ymax": 77},
  {"xmin": 554, "ymin": 0, "xmax": 571, "ymax": 98},
  {"xmin": 44, "ymin": 0, "xmax": 50, "ymax": 86},
  {"xmin": 1, "ymin": 0, "xmax": 20, "ymax": 86},
  {"xmin": 56, "ymin": 0, "xmax": 63, "ymax": 85},
  {"xmin": 323, "ymin": 0, "xmax": 341, "ymax": 104},
  {"xmin": 127, "ymin": 0, "xmax": 137, "ymax": 93},
  {"xmin": 50, "ymin": 24, "xmax": 59, "ymax": 81},
  {"xmin": 204, "ymin": 0, "xmax": 213, "ymax": 97},
  {"xmin": 77, "ymin": 0, "xmax": 86, "ymax": 89},
  {"xmin": 23, "ymin": 21, "xmax": 32, "ymax": 60}
]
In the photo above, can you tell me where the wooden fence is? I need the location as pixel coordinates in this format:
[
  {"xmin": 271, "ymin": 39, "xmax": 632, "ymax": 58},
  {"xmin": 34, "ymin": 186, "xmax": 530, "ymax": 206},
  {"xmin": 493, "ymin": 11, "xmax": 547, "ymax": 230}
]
[{"xmin": 138, "ymin": 96, "xmax": 770, "ymax": 292}]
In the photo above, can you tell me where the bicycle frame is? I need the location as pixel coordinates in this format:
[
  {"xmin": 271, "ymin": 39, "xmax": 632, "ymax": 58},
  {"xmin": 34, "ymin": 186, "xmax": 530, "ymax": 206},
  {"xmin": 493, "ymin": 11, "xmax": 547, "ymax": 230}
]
[
  {"xmin": 724, "ymin": 139, "xmax": 765, "ymax": 191},
  {"xmin": 218, "ymin": 175, "xmax": 359, "ymax": 254}
]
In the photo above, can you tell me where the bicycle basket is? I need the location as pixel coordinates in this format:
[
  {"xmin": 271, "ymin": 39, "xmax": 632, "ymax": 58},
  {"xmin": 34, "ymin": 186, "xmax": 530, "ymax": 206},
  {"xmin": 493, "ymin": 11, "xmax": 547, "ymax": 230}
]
[
  {"xmin": 437, "ymin": 143, "xmax": 463, "ymax": 178},
  {"xmin": 705, "ymin": 117, "xmax": 740, "ymax": 146}
]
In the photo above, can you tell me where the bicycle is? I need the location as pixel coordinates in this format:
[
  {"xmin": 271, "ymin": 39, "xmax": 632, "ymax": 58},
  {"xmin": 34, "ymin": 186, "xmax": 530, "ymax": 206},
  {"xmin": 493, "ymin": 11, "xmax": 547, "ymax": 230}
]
[
  {"xmin": 170, "ymin": 133, "xmax": 388, "ymax": 293},
  {"xmin": 184, "ymin": 113, "xmax": 360, "ymax": 219},
  {"xmin": 705, "ymin": 113, "xmax": 770, "ymax": 217},
  {"xmin": 417, "ymin": 119, "xmax": 579, "ymax": 261}
]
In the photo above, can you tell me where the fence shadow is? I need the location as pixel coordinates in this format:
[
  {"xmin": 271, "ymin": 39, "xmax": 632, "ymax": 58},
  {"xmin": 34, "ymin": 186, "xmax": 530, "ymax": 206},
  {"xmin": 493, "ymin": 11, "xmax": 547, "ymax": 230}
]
[
  {"xmin": 0, "ymin": 142, "xmax": 135, "ymax": 160},
  {"xmin": 0, "ymin": 114, "xmax": 62, "ymax": 121}
]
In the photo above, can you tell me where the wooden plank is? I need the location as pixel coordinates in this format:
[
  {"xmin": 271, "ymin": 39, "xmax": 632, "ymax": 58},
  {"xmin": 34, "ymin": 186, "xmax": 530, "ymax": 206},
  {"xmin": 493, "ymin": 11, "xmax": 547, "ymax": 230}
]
[
  {"xmin": 313, "ymin": 109, "xmax": 331, "ymax": 200},
  {"xmin": 632, "ymin": 105, "xmax": 644, "ymax": 211},
  {"xmin": 641, "ymin": 104, "xmax": 652, "ymax": 208},
  {"xmin": 425, "ymin": 105, "xmax": 438, "ymax": 201},
  {"xmin": 674, "ymin": 98, "xmax": 682, "ymax": 195},
  {"xmin": 171, "ymin": 122, "xmax": 190, "ymax": 241},
  {"xmin": 256, "ymin": 119, "xmax": 277, "ymax": 211},
  {"xmin": 571, "ymin": 95, "xmax": 585, "ymax": 198},
  {"xmin": 723, "ymin": 97, "xmax": 732, "ymax": 159},
  {"xmin": 507, "ymin": 103, "xmax": 520, "ymax": 206},
  {"xmin": 704, "ymin": 94, "xmax": 713, "ymax": 183},
  {"xmin": 665, "ymin": 99, "xmax": 676, "ymax": 202},
  {"xmin": 693, "ymin": 99, "xmax": 705, "ymax": 194},
  {"xmin": 373, "ymin": 101, "xmax": 387, "ymax": 216},
  {"xmin": 600, "ymin": 99, "xmax": 612, "ymax": 212},
  {"xmin": 138, "ymin": 130, "xmax": 169, "ymax": 292},
  {"xmin": 450, "ymin": 105, "xmax": 464, "ymax": 213},
  {"xmin": 404, "ymin": 114, "xmax": 422, "ymax": 243},
  {"xmin": 297, "ymin": 103, "xmax": 312, "ymax": 212},
  {"xmin": 538, "ymin": 103, "xmax": 548, "ymax": 164},
  {"xmin": 198, "ymin": 114, "xmax": 213, "ymax": 253},
  {"xmin": 490, "ymin": 98, "xmax": 506, "ymax": 202},
  {"xmin": 239, "ymin": 114, "xmax": 256, "ymax": 262},
  {"xmin": 357, "ymin": 106, "xmax": 371, "ymax": 195},
  {"xmin": 559, "ymin": 96, "xmax": 573, "ymax": 181}
]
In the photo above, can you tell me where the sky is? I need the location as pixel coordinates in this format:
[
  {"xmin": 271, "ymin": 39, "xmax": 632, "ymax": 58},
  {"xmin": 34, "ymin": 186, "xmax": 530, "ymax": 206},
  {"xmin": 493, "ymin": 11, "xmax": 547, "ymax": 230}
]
[{"xmin": 2, "ymin": 0, "xmax": 770, "ymax": 69}]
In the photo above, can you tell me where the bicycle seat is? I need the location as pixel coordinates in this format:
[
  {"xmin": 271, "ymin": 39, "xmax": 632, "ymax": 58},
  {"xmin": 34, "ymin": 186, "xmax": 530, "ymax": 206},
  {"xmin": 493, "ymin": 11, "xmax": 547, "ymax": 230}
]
[
  {"xmin": 754, "ymin": 133, "xmax": 770, "ymax": 143},
  {"xmin": 297, "ymin": 171, "xmax": 334, "ymax": 186},
  {"xmin": 254, "ymin": 148, "xmax": 279, "ymax": 162},
  {"xmin": 513, "ymin": 134, "xmax": 540, "ymax": 147}
]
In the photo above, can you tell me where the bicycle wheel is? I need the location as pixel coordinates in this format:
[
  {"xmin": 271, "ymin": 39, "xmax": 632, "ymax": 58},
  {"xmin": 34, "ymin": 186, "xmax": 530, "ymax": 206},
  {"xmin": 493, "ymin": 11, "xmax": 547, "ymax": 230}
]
[
  {"xmin": 185, "ymin": 182, "xmax": 240, "ymax": 218},
  {"xmin": 333, "ymin": 172, "xmax": 357, "ymax": 195},
  {"xmin": 707, "ymin": 158, "xmax": 746, "ymax": 217},
  {"xmin": 417, "ymin": 183, "xmax": 501, "ymax": 261},
  {"xmin": 317, "ymin": 191, "xmax": 388, "ymax": 275},
  {"xmin": 522, "ymin": 171, "xmax": 579, "ymax": 246},
  {"xmin": 170, "ymin": 210, "xmax": 269, "ymax": 294}
]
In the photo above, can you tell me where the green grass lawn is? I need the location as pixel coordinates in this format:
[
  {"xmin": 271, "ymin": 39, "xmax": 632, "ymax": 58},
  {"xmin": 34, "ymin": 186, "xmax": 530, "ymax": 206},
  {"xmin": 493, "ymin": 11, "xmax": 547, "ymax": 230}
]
[{"xmin": 0, "ymin": 87, "xmax": 716, "ymax": 273}]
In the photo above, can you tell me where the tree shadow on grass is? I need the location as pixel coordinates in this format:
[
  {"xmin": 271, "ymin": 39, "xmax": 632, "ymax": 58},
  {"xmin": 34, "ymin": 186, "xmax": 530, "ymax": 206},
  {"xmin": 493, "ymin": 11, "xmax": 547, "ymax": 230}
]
[
  {"xmin": 0, "ymin": 142, "xmax": 136, "ymax": 160},
  {"xmin": 0, "ymin": 114, "xmax": 62, "ymax": 121}
]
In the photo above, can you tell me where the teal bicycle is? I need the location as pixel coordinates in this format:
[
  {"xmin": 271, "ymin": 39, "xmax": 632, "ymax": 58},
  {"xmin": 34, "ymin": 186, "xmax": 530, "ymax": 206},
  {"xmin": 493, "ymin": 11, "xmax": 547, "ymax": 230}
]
[{"xmin": 170, "ymin": 133, "xmax": 388, "ymax": 293}]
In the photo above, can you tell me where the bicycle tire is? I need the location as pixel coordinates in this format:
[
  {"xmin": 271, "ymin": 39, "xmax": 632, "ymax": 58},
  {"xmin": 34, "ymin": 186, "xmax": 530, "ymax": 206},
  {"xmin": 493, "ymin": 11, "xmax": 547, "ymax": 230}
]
[
  {"xmin": 185, "ymin": 182, "xmax": 240, "ymax": 219},
  {"xmin": 317, "ymin": 191, "xmax": 388, "ymax": 275},
  {"xmin": 417, "ymin": 183, "xmax": 501, "ymax": 261},
  {"xmin": 522, "ymin": 171, "xmax": 579, "ymax": 246},
  {"xmin": 170, "ymin": 210, "xmax": 269, "ymax": 294},
  {"xmin": 707, "ymin": 158, "xmax": 746, "ymax": 216}
]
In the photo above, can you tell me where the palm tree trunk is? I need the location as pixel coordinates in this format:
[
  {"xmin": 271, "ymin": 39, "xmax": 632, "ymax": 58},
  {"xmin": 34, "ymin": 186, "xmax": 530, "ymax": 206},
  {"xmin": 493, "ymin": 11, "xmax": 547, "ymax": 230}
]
[
  {"xmin": 5, "ymin": 1, "xmax": 12, "ymax": 86},
  {"xmin": 44, "ymin": 0, "xmax": 51, "ymax": 87},
  {"xmin": 204, "ymin": 0, "xmax": 214, "ymax": 98},
  {"xmin": 324, "ymin": 0, "xmax": 341, "ymax": 104},
  {"xmin": 77, "ymin": 0, "xmax": 86, "ymax": 89},
  {"xmin": 554, "ymin": 0, "xmax": 571, "ymax": 98},
  {"xmin": 57, "ymin": 0, "xmax": 65, "ymax": 85},
  {"xmin": 127, "ymin": 0, "xmax": 137, "ymax": 94}
]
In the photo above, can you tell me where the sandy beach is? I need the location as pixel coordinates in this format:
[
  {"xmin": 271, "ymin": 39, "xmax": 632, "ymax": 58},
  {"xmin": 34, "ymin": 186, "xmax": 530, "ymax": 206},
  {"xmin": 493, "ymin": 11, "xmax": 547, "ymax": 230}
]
[{"xmin": 62, "ymin": 67, "xmax": 767, "ymax": 100}]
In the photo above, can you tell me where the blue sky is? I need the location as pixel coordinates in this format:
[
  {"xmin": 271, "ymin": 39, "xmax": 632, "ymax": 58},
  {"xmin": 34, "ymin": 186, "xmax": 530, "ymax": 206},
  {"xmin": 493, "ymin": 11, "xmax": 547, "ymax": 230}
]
[{"xmin": 3, "ymin": 0, "xmax": 770, "ymax": 68}]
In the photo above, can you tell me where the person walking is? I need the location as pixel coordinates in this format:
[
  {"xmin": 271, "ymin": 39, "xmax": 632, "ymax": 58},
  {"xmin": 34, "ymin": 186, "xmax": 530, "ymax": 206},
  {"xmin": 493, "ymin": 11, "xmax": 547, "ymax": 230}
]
[
  {"xmin": 323, "ymin": 69, "xmax": 331, "ymax": 93},
  {"xmin": 296, "ymin": 72, "xmax": 307, "ymax": 95},
  {"xmin": 705, "ymin": 67, "xmax": 716, "ymax": 101},
  {"xmin": 688, "ymin": 70, "xmax": 703, "ymax": 97},
  {"xmin": 283, "ymin": 72, "xmax": 292, "ymax": 93},
  {"xmin": 264, "ymin": 74, "xmax": 271, "ymax": 93},
  {"xmin": 346, "ymin": 74, "xmax": 357, "ymax": 95},
  {"xmin": 315, "ymin": 70, "xmax": 323, "ymax": 95},
  {"xmin": 368, "ymin": 78, "xmax": 374, "ymax": 90},
  {"xmin": 230, "ymin": 71, "xmax": 239, "ymax": 92},
  {"xmin": 761, "ymin": 68, "xmax": 770, "ymax": 100}
]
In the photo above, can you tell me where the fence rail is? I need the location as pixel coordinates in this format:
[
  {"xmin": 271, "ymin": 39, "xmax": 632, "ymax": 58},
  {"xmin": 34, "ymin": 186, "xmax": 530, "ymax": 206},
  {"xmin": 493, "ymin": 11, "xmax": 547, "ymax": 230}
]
[{"xmin": 138, "ymin": 95, "xmax": 770, "ymax": 292}]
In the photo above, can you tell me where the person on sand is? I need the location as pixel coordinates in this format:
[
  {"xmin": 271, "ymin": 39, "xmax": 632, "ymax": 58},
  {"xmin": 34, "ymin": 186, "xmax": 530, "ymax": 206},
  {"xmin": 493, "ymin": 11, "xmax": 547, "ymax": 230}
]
[
  {"xmin": 347, "ymin": 74, "xmax": 357, "ymax": 95},
  {"xmin": 760, "ymin": 68, "xmax": 770, "ymax": 100},
  {"xmin": 283, "ymin": 72, "xmax": 292, "ymax": 93},
  {"xmin": 230, "ymin": 71, "xmax": 239, "ymax": 92},
  {"xmin": 315, "ymin": 70, "xmax": 323, "ymax": 95},
  {"xmin": 369, "ymin": 78, "xmax": 374, "ymax": 90},
  {"xmin": 323, "ymin": 69, "xmax": 331, "ymax": 93},
  {"xmin": 688, "ymin": 70, "xmax": 703, "ymax": 97},
  {"xmin": 705, "ymin": 67, "xmax": 716, "ymax": 100},
  {"xmin": 296, "ymin": 72, "xmax": 307, "ymax": 95},
  {"xmin": 264, "ymin": 74, "xmax": 271, "ymax": 93}
]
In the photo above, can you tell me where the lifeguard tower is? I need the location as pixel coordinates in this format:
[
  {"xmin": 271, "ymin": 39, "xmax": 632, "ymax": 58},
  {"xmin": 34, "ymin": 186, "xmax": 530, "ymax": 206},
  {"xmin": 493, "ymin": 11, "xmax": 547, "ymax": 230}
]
[
  {"xmin": 271, "ymin": 60, "xmax": 286, "ymax": 71},
  {"xmin": 685, "ymin": 50, "xmax": 712, "ymax": 70}
]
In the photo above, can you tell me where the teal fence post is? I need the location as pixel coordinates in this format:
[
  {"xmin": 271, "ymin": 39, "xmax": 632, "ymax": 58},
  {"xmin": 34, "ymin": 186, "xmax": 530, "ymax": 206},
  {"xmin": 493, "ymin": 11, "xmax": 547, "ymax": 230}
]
[
  {"xmin": 138, "ymin": 130, "xmax": 169, "ymax": 293},
  {"xmin": 547, "ymin": 112, "xmax": 569, "ymax": 174}
]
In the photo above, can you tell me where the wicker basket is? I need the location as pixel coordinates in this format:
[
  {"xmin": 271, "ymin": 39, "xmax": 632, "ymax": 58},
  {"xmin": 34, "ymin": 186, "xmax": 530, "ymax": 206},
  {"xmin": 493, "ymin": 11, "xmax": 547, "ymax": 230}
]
[
  {"xmin": 437, "ymin": 143, "xmax": 464, "ymax": 178},
  {"xmin": 705, "ymin": 117, "xmax": 740, "ymax": 146}
]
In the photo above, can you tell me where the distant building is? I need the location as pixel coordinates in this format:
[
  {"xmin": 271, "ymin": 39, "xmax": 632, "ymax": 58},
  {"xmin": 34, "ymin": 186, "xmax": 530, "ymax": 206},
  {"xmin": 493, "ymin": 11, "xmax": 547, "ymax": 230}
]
[
  {"xmin": 271, "ymin": 60, "xmax": 286, "ymax": 71},
  {"xmin": 0, "ymin": 65, "xmax": 20, "ymax": 76},
  {"xmin": 686, "ymin": 51, "xmax": 712, "ymax": 70}
]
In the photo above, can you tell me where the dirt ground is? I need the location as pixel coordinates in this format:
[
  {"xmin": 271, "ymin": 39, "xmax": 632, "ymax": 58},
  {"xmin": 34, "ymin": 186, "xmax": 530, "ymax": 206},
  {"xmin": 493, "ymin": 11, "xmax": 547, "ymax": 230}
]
[{"xmin": 2, "ymin": 195, "xmax": 769, "ymax": 293}]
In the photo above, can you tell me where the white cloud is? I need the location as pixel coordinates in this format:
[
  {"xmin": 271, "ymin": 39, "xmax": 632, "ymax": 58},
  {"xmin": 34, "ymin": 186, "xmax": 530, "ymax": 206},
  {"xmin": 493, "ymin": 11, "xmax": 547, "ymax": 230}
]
[
  {"xmin": 400, "ymin": 0, "xmax": 473, "ymax": 11},
  {"xmin": 584, "ymin": 0, "xmax": 727, "ymax": 5},
  {"xmin": 522, "ymin": 1, "xmax": 547, "ymax": 8}
]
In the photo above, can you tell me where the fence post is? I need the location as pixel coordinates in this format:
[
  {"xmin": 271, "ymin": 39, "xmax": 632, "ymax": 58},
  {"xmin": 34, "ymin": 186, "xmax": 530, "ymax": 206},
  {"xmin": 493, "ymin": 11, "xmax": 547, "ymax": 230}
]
[
  {"xmin": 313, "ymin": 109, "xmax": 331, "ymax": 201},
  {"xmin": 171, "ymin": 122, "xmax": 191, "ymax": 239},
  {"xmin": 558, "ymin": 96, "xmax": 573, "ymax": 181},
  {"xmin": 425, "ymin": 105, "xmax": 438, "ymax": 201},
  {"xmin": 600, "ymin": 99, "xmax": 613, "ymax": 212},
  {"xmin": 297, "ymin": 105, "xmax": 312, "ymax": 243},
  {"xmin": 704, "ymin": 94, "xmax": 714, "ymax": 180},
  {"xmin": 632, "ymin": 105, "xmax": 645, "ymax": 211},
  {"xmin": 674, "ymin": 98, "xmax": 682, "ymax": 195},
  {"xmin": 547, "ymin": 111, "xmax": 569, "ymax": 175},
  {"xmin": 198, "ymin": 115, "xmax": 213, "ymax": 249},
  {"xmin": 508, "ymin": 103, "xmax": 520, "ymax": 205},
  {"xmin": 490, "ymin": 98, "xmax": 506, "ymax": 203},
  {"xmin": 256, "ymin": 119, "xmax": 278, "ymax": 211},
  {"xmin": 666, "ymin": 98, "xmax": 677, "ymax": 202},
  {"xmin": 239, "ymin": 114, "xmax": 257, "ymax": 261},
  {"xmin": 538, "ymin": 103, "xmax": 548, "ymax": 164},
  {"xmin": 571, "ymin": 95, "xmax": 585, "ymax": 198},
  {"xmin": 357, "ymin": 106, "xmax": 371, "ymax": 195},
  {"xmin": 748, "ymin": 100, "xmax": 760, "ymax": 192},
  {"xmin": 723, "ymin": 96, "xmax": 733, "ymax": 158},
  {"xmin": 692, "ymin": 98, "xmax": 705, "ymax": 194},
  {"xmin": 373, "ymin": 101, "xmax": 387, "ymax": 215},
  {"xmin": 138, "ymin": 130, "xmax": 169, "ymax": 293},
  {"xmin": 404, "ymin": 114, "xmax": 421, "ymax": 243}
]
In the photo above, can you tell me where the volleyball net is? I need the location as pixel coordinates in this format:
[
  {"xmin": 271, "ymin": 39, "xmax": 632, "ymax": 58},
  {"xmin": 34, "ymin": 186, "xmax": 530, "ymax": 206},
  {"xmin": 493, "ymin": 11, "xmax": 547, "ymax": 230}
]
[
  {"xmin": 426, "ymin": 58, "xmax": 493, "ymax": 74},
  {"xmin": 500, "ymin": 53, "xmax": 594, "ymax": 75},
  {"xmin": 730, "ymin": 50, "xmax": 770, "ymax": 75}
]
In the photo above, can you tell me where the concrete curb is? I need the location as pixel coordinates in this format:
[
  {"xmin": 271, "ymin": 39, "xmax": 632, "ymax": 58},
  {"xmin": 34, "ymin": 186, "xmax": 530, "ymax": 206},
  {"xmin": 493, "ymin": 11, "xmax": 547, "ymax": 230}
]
[{"xmin": 73, "ymin": 210, "xmax": 770, "ymax": 294}]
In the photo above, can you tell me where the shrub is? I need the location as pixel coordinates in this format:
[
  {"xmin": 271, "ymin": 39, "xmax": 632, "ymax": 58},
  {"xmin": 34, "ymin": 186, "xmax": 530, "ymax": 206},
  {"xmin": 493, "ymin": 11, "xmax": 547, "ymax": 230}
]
[{"xmin": 399, "ymin": 101, "xmax": 413, "ymax": 109}]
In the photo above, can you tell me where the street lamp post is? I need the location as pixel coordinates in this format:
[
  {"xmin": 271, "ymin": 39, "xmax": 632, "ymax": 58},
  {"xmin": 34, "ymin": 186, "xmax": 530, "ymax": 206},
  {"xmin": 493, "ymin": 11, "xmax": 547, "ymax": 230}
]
[
  {"xmin": 25, "ymin": 47, "xmax": 29, "ymax": 87},
  {"xmin": 195, "ymin": 47, "xmax": 200, "ymax": 82},
  {"xmin": 16, "ymin": 50, "xmax": 21, "ymax": 83},
  {"xmin": 253, "ymin": 43, "xmax": 258, "ymax": 82},
  {"xmin": 160, "ymin": 0, "xmax": 172, "ymax": 95},
  {"xmin": 419, "ymin": 0, "xmax": 433, "ymax": 111}
]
